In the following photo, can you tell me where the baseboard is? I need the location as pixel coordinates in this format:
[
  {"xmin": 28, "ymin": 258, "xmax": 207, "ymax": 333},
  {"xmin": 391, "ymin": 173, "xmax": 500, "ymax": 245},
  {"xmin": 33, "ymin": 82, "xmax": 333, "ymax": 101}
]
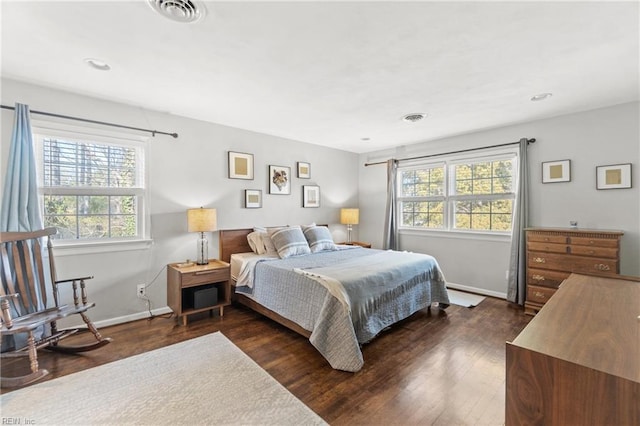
[
  {"xmin": 446, "ymin": 282, "xmax": 506, "ymax": 300},
  {"xmin": 62, "ymin": 306, "xmax": 173, "ymax": 331},
  {"xmin": 93, "ymin": 306, "xmax": 173, "ymax": 328}
]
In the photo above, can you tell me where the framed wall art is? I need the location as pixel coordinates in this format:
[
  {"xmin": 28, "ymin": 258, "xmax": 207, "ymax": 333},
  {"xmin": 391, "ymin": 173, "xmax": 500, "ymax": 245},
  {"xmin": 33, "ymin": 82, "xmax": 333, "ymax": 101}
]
[
  {"xmin": 542, "ymin": 159, "xmax": 571, "ymax": 183},
  {"xmin": 297, "ymin": 162, "xmax": 311, "ymax": 179},
  {"xmin": 228, "ymin": 151, "xmax": 254, "ymax": 180},
  {"xmin": 303, "ymin": 185, "xmax": 320, "ymax": 208},
  {"xmin": 245, "ymin": 189, "xmax": 262, "ymax": 208},
  {"xmin": 269, "ymin": 165, "xmax": 291, "ymax": 194},
  {"xmin": 596, "ymin": 163, "xmax": 632, "ymax": 190}
]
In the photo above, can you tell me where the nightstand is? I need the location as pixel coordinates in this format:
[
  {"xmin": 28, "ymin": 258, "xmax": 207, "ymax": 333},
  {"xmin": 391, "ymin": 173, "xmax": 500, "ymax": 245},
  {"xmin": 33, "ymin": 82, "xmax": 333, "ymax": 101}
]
[
  {"xmin": 338, "ymin": 241, "xmax": 372, "ymax": 248},
  {"xmin": 167, "ymin": 259, "xmax": 231, "ymax": 325}
]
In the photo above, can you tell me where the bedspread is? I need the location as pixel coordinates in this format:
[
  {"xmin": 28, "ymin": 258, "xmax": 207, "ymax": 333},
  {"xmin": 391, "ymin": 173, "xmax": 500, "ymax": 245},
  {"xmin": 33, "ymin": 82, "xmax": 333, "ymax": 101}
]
[{"xmin": 235, "ymin": 248, "xmax": 449, "ymax": 372}]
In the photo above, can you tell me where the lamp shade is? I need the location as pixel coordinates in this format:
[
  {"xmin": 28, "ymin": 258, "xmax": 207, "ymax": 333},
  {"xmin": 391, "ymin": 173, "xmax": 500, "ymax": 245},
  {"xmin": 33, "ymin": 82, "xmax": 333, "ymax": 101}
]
[
  {"xmin": 187, "ymin": 208, "xmax": 217, "ymax": 232},
  {"xmin": 340, "ymin": 208, "xmax": 359, "ymax": 225}
]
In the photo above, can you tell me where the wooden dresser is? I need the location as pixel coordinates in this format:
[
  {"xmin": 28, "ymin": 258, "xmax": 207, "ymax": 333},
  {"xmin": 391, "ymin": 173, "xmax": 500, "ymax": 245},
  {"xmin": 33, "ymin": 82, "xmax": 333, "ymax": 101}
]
[
  {"xmin": 506, "ymin": 273, "xmax": 640, "ymax": 425},
  {"xmin": 525, "ymin": 227, "xmax": 623, "ymax": 315}
]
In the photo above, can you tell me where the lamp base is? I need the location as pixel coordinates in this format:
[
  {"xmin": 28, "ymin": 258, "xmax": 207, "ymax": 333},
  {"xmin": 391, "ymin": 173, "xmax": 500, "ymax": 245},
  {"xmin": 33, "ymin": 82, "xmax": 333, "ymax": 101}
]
[{"xmin": 196, "ymin": 233, "xmax": 208, "ymax": 265}]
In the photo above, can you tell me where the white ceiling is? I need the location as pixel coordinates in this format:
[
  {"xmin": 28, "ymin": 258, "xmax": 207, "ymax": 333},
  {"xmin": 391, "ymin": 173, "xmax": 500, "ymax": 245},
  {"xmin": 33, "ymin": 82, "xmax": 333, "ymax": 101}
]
[{"xmin": 1, "ymin": 1, "xmax": 638, "ymax": 153}]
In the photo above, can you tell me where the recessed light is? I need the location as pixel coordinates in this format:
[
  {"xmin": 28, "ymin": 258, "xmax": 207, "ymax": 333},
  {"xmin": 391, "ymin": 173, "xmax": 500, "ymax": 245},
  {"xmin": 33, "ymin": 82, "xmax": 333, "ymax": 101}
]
[
  {"xmin": 530, "ymin": 93, "xmax": 553, "ymax": 102},
  {"xmin": 84, "ymin": 58, "xmax": 111, "ymax": 71},
  {"xmin": 402, "ymin": 113, "xmax": 427, "ymax": 123}
]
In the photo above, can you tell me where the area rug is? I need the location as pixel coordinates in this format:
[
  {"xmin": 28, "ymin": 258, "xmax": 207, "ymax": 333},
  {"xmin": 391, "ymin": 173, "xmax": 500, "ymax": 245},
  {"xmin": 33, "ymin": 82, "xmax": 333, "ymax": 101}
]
[
  {"xmin": 0, "ymin": 332, "xmax": 327, "ymax": 425},
  {"xmin": 447, "ymin": 289, "xmax": 486, "ymax": 307}
]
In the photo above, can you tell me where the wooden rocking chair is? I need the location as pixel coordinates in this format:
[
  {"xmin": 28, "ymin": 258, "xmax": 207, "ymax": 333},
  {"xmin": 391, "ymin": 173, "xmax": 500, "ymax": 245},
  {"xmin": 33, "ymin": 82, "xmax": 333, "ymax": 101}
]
[{"xmin": 1, "ymin": 227, "xmax": 111, "ymax": 388}]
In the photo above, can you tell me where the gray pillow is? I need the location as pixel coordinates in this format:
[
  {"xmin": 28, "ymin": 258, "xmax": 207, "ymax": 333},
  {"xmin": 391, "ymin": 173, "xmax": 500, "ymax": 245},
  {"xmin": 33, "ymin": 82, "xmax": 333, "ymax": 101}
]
[
  {"xmin": 269, "ymin": 226, "xmax": 311, "ymax": 258},
  {"xmin": 303, "ymin": 226, "xmax": 337, "ymax": 253}
]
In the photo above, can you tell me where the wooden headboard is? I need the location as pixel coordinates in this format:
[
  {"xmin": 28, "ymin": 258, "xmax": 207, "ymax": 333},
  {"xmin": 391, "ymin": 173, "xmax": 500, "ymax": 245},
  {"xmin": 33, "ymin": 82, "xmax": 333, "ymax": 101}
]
[
  {"xmin": 219, "ymin": 228, "xmax": 253, "ymax": 263},
  {"xmin": 218, "ymin": 225, "xmax": 330, "ymax": 263}
]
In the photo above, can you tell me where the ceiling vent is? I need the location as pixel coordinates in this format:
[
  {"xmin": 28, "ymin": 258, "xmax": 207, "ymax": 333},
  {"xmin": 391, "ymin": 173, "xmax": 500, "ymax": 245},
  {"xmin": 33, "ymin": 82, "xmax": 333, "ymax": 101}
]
[
  {"xmin": 148, "ymin": 0, "xmax": 205, "ymax": 23},
  {"xmin": 402, "ymin": 113, "xmax": 427, "ymax": 123}
]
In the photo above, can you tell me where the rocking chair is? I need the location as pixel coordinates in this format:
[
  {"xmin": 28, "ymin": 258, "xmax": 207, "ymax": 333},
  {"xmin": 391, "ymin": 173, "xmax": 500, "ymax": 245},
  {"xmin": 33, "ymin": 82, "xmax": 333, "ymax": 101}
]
[{"xmin": 1, "ymin": 227, "xmax": 111, "ymax": 387}]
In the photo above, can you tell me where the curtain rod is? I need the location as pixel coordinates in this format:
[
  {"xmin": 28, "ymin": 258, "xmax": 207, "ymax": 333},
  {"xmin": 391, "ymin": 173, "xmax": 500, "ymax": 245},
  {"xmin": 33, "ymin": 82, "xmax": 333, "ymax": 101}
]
[
  {"xmin": 364, "ymin": 138, "xmax": 535, "ymax": 166},
  {"xmin": 1, "ymin": 104, "xmax": 178, "ymax": 138}
]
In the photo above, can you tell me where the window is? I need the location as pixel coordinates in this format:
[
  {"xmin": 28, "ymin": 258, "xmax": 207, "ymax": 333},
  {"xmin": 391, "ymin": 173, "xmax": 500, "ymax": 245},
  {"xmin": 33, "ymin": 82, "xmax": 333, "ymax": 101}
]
[
  {"xmin": 399, "ymin": 153, "xmax": 517, "ymax": 233},
  {"xmin": 34, "ymin": 125, "xmax": 147, "ymax": 242}
]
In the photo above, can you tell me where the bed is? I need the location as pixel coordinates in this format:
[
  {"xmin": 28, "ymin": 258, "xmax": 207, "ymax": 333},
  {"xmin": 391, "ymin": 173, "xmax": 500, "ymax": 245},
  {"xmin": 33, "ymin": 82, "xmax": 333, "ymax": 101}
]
[{"xmin": 219, "ymin": 226, "xmax": 450, "ymax": 372}]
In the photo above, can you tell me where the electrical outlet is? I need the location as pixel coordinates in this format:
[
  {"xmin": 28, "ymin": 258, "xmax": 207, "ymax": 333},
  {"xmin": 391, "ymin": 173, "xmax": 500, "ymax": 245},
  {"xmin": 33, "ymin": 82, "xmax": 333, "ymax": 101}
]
[{"xmin": 137, "ymin": 284, "xmax": 146, "ymax": 298}]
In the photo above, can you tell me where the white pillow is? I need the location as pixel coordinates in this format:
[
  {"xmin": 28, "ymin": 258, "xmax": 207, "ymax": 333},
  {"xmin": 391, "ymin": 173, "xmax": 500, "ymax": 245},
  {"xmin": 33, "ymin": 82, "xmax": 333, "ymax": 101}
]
[
  {"xmin": 269, "ymin": 226, "xmax": 311, "ymax": 258},
  {"xmin": 253, "ymin": 227, "xmax": 280, "ymax": 255},
  {"xmin": 303, "ymin": 226, "xmax": 337, "ymax": 253},
  {"xmin": 247, "ymin": 231, "xmax": 266, "ymax": 254}
]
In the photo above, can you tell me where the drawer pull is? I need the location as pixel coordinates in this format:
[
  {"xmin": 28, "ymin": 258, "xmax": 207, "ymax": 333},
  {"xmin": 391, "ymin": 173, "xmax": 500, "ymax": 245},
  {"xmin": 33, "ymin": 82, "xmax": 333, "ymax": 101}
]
[
  {"xmin": 533, "ymin": 257, "xmax": 546, "ymax": 264},
  {"xmin": 532, "ymin": 274, "xmax": 545, "ymax": 281},
  {"xmin": 594, "ymin": 263, "xmax": 610, "ymax": 271},
  {"xmin": 195, "ymin": 270, "xmax": 217, "ymax": 276},
  {"xmin": 534, "ymin": 292, "xmax": 546, "ymax": 299},
  {"xmin": 588, "ymin": 250, "xmax": 595, "ymax": 255},
  {"xmin": 544, "ymin": 238, "xmax": 549, "ymax": 242},
  {"xmin": 589, "ymin": 240, "xmax": 595, "ymax": 245}
]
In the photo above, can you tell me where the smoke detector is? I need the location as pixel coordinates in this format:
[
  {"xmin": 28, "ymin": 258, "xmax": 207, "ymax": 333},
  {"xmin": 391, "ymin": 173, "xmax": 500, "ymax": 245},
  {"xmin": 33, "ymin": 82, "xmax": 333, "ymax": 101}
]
[
  {"xmin": 148, "ymin": 0, "xmax": 205, "ymax": 23},
  {"xmin": 402, "ymin": 113, "xmax": 427, "ymax": 123}
]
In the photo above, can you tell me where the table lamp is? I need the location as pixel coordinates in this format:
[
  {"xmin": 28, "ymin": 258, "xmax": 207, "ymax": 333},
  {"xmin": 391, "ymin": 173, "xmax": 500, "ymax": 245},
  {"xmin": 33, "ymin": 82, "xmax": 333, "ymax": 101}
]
[
  {"xmin": 340, "ymin": 208, "xmax": 359, "ymax": 244},
  {"xmin": 187, "ymin": 207, "xmax": 217, "ymax": 265}
]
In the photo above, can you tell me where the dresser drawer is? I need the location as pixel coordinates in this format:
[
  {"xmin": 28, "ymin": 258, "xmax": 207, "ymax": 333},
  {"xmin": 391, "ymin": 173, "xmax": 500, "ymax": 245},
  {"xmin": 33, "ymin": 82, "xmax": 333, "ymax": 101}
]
[
  {"xmin": 527, "ymin": 268, "xmax": 569, "ymax": 288},
  {"xmin": 569, "ymin": 245, "xmax": 618, "ymax": 258},
  {"xmin": 527, "ymin": 242, "xmax": 568, "ymax": 254},
  {"xmin": 569, "ymin": 236, "xmax": 619, "ymax": 248},
  {"xmin": 526, "ymin": 285, "xmax": 557, "ymax": 304},
  {"xmin": 527, "ymin": 234, "xmax": 568, "ymax": 244},
  {"xmin": 182, "ymin": 268, "xmax": 230, "ymax": 287}
]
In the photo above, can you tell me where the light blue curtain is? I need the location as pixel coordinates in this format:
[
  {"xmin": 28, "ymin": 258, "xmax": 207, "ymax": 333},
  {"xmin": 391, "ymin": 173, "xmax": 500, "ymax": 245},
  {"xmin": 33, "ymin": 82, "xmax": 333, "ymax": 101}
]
[
  {"xmin": 507, "ymin": 138, "xmax": 530, "ymax": 304},
  {"xmin": 383, "ymin": 159, "xmax": 399, "ymax": 250},
  {"xmin": 1, "ymin": 103, "xmax": 43, "ymax": 232},
  {"xmin": 1, "ymin": 103, "xmax": 45, "ymax": 352}
]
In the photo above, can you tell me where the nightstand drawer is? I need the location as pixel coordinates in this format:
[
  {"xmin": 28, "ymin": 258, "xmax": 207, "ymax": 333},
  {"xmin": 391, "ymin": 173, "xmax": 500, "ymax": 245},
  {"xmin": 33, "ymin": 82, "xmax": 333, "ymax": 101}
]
[{"xmin": 182, "ymin": 268, "xmax": 230, "ymax": 287}]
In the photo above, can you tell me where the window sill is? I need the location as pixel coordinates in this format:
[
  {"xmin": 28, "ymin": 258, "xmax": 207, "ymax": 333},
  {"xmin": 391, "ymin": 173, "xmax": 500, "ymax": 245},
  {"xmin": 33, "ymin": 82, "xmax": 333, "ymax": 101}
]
[
  {"xmin": 51, "ymin": 239, "xmax": 153, "ymax": 256},
  {"xmin": 399, "ymin": 228, "xmax": 512, "ymax": 243}
]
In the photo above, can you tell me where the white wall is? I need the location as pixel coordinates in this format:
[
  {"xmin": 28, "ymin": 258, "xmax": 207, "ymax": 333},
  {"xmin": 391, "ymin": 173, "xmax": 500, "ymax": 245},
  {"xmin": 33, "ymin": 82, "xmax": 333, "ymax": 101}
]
[
  {"xmin": 1, "ymin": 78, "xmax": 359, "ymax": 325},
  {"xmin": 359, "ymin": 102, "xmax": 640, "ymax": 297}
]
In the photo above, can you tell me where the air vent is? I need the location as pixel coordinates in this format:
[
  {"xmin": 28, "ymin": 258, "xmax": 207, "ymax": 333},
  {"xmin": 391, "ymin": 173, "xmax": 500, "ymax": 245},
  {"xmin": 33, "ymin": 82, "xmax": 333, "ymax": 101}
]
[
  {"xmin": 148, "ymin": 0, "xmax": 205, "ymax": 23},
  {"xmin": 402, "ymin": 113, "xmax": 427, "ymax": 123}
]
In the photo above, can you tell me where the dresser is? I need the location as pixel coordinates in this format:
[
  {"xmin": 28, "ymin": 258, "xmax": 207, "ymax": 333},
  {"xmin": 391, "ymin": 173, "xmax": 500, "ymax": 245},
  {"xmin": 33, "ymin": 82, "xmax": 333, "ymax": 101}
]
[
  {"xmin": 506, "ymin": 273, "xmax": 640, "ymax": 425},
  {"xmin": 524, "ymin": 227, "xmax": 623, "ymax": 315}
]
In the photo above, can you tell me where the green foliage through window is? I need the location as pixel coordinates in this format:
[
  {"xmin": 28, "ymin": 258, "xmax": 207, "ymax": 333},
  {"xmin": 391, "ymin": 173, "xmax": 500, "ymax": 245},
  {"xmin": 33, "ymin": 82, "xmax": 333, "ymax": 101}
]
[
  {"xmin": 36, "ymin": 133, "xmax": 145, "ymax": 241},
  {"xmin": 398, "ymin": 155, "xmax": 516, "ymax": 233}
]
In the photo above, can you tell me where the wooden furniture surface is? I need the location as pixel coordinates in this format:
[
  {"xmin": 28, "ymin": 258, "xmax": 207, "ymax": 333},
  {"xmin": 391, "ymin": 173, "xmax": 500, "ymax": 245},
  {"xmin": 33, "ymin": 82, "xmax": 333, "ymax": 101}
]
[
  {"xmin": 167, "ymin": 259, "xmax": 231, "ymax": 325},
  {"xmin": 337, "ymin": 241, "xmax": 372, "ymax": 248},
  {"xmin": 1, "ymin": 228, "xmax": 111, "ymax": 388},
  {"xmin": 524, "ymin": 227, "xmax": 623, "ymax": 315},
  {"xmin": 506, "ymin": 273, "xmax": 640, "ymax": 426}
]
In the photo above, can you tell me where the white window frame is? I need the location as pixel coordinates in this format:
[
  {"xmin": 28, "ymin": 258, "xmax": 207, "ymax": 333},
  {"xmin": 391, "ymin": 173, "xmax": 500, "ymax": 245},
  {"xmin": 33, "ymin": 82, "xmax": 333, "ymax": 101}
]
[
  {"xmin": 397, "ymin": 148, "xmax": 519, "ymax": 237},
  {"xmin": 32, "ymin": 120, "xmax": 151, "ymax": 252}
]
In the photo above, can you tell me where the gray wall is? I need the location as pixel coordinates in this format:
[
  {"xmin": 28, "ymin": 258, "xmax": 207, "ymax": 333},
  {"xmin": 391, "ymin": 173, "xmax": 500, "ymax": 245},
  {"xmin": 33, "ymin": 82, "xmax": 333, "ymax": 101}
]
[
  {"xmin": 359, "ymin": 102, "xmax": 640, "ymax": 297},
  {"xmin": 1, "ymin": 78, "xmax": 359, "ymax": 326}
]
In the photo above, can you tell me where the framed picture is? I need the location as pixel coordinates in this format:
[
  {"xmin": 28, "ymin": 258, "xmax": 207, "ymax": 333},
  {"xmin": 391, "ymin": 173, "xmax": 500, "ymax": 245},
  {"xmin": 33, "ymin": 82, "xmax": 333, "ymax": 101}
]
[
  {"xmin": 245, "ymin": 189, "xmax": 262, "ymax": 208},
  {"xmin": 297, "ymin": 162, "xmax": 311, "ymax": 179},
  {"xmin": 303, "ymin": 185, "xmax": 320, "ymax": 208},
  {"xmin": 269, "ymin": 165, "xmax": 291, "ymax": 194},
  {"xmin": 228, "ymin": 151, "xmax": 254, "ymax": 180},
  {"xmin": 596, "ymin": 163, "xmax": 632, "ymax": 190},
  {"xmin": 542, "ymin": 159, "xmax": 571, "ymax": 183}
]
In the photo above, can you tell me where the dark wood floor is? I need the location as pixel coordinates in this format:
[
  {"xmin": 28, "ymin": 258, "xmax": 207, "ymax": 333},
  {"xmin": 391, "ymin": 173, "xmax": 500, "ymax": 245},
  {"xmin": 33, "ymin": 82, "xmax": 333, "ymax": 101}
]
[{"xmin": 1, "ymin": 297, "xmax": 530, "ymax": 425}]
